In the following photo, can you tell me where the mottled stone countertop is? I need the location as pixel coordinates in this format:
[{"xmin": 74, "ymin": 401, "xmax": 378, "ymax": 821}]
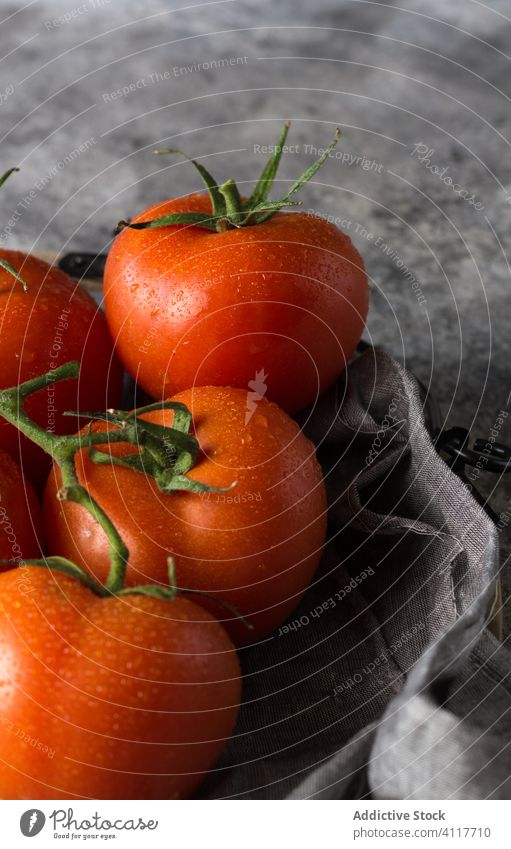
[{"xmin": 1, "ymin": 0, "xmax": 510, "ymax": 630}]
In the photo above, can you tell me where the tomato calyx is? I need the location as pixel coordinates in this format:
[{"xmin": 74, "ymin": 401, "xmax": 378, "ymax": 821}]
[
  {"xmin": 18, "ymin": 554, "xmax": 253, "ymax": 629},
  {"xmin": 116, "ymin": 123, "xmax": 341, "ymax": 234},
  {"xmin": 0, "ymin": 167, "xmax": 30, "ymax": 291},
  {"xmin": 0, "ymin": 361, "xmax": 234, "ymax": 597},
  {"xmin": 69, "ymin": 401, "xmax": 236, "ymax": 495},
  {"xmin": 0, "ymin": 166, "xmax": 19, "ymax": 188},
  {"xmin": 0, "ymin": 364, "xmax": 250, "ymax": 630},
  {"xmin": 119, "ymin": 557, "xmax": 254, "ymax": 630}
]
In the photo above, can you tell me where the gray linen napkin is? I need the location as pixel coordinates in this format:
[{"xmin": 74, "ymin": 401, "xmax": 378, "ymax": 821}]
[{"xmin": 201, "ymin": 349, "xmax": 507, "ymax": 800}]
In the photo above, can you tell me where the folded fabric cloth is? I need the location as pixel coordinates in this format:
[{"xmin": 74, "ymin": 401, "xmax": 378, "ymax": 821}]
[{"xmin": 201, "ymin": 349, "xmax": 507, "ymax": 800}]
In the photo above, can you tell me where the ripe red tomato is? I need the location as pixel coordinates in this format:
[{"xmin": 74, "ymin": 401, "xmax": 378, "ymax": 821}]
[
  {"xmin": 0, "ymin": 251, "xmax": 123, "ymax": 488},
  {"xmin": 104, "ymin": 195, "xmax": 368, "ymax": 413},
  {"xmin": 0, "ymin": 567, "xmax": 240, "ymax": 799},
  {"xmin": 43, "ymin": 386, "xmax": 327, "ymax": 643},
  {"xmin": 0, "ymin": 450, "xmax": 43, "ymax": 566}
]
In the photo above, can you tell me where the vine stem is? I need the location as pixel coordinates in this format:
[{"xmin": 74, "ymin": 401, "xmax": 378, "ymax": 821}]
[
  {"xmin": 0, "ymin": 360, "xmax": 129, "ymax": 593},
  {"xmin": 0, "ymin": 360, "xmax": 244, "ymax": 618}
]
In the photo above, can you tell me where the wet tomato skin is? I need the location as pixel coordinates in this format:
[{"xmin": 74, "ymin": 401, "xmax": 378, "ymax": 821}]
[
  {"xmin": 0, "ymin": 567, "xmax": 241, "ymax": 799},
  {"xmin": 103, "ymin": 194, "xmax": 368, "ymax": 413},
  {"xmin": 0, "ymin": 251, "xmax": 123, "ymax": 489},
  {"xmin": 43, "ymin": 386, "xmax": 327, "ymax": 643},
  {"xmin": 0, "ymin": 450, "xmax": 43, "ymax": 567}
]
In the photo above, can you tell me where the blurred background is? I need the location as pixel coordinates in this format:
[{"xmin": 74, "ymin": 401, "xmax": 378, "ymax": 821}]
[{"xmin": 1, "ymin": 0, "xmax": 510, "ymax": 628}]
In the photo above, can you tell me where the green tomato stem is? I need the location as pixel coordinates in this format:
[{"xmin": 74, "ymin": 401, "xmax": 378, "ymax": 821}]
[
  {"xmin": 0, "ymin": 360, "xmax": 128, "ymax": 592},
  {"xmin": 218, "ymin": 178, "xmax": 244, "ymax": 227}
]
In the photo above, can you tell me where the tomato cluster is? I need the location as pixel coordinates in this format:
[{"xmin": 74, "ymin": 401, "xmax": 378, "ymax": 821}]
[{"xmin": 0, "ymin": 129, "xmax": 368, "ymax": 799}]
